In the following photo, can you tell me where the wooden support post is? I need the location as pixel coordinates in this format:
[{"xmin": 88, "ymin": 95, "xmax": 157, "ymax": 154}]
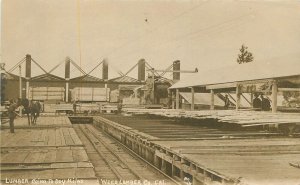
[
  {"xmin": 154, "ymin": 155, "xmax": 160, "ymax": 168},
  {"xmin": 176, "ymin": 89, "xmax": 179, "ymax": 109},
  {"xmin": 250, "ymin": 92, "xmax": 254, "ymax": 108},
  {"xmin": 161, "ymin": 159, "xmax": 167, "ymax": 173},
  {"xmin": 65, "ymin": 81, "xmax": 69, "ymax": 102},
  {"xmin": 236, "ymin": 85, "xmax": 241, "ymax": 111},
  {"xmin": 26, "ymin": 80, "xmax": 30, "ymax": 99},
  {"xmin": 172, "ymin": 91, "xmax": 175, "ymax": 109},
  {"xmin": 191, "ymin": 87, "xmax": 195, "ymax": 111},
  {"xmin": 105, "ymin": 83, "xmax": 108, "ymax": 102},
  {"xmin": 19, "ymin": 65, "xmax": 22, "ymax": 115},
  {"xmin": 210, "ymin": 89, "xmax": 214, "ymax": 110},
  {"xmin": 272, "ymin": 81, "xmax": 278, "ymax": 113}
]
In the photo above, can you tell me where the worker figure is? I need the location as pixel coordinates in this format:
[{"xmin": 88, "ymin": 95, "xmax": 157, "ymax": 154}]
[
  {"xmin": 224, "ymin": 95, "xmax": 230, "ymax": 109},
  {"xmin": 73, "ymin": 101, "xmax": 77, "ymax": 115},
  {"xmin": 261, "ymin": 94, "xmax": 271, "ymax": 111},
  {"xmin": 253, "ymin": 93, "xmax": 262, "ymax": 111},
  {"xmin": 8, "ymin": 99, "xmax": 20, "ymax": 133}
]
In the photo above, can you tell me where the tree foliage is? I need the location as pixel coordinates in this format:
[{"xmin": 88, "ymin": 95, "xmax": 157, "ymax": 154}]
[{"xmin": 237, "ymin": 44, "xmax": 254, "ymax": 64}]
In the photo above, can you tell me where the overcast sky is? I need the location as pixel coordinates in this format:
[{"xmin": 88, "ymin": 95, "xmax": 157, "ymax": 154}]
[{"xmin": 2, "ymin": 0, "xmax": 300, "ymax": 79}]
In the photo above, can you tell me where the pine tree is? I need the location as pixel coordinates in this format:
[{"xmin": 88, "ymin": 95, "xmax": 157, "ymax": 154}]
[{"xmin": 237, "ymin": 44, "xmax": 254, "ymax": 64}]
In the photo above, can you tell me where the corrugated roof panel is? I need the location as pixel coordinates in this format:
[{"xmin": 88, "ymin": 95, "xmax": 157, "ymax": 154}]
[
  {"xmin": 70, "ymin": 75, "xmax": 103, "ymax": 82},
  {"xmin": 30, "ymin": 73, "xmax": 65, "ymax": 81},
  {"xmin": 109, "ymin": 76, "xmax": 139, "ymax": 83}
]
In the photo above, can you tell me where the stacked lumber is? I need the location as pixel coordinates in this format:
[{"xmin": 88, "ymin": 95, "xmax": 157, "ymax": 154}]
[{"xmin": 122, "ymin": 108, "xmax": 300, "ymax": 127}]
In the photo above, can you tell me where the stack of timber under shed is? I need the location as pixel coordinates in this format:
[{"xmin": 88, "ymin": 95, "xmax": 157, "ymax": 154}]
[{"xmin": 122, "ymin": 109, "xmax": 300, "ymax": 129}]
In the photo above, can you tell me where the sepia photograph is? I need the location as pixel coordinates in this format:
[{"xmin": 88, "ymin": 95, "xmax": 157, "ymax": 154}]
[{"xmin": 1, "ymin": 0, "xmax": 300, "ymax": 185}]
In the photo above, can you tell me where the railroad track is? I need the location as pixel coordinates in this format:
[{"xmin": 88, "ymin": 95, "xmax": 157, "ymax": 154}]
[{"xmin": 73, "ymin": 124, "xmax": 179, "ymax": 184}]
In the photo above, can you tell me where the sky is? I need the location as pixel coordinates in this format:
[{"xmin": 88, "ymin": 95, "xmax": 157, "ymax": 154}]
[{"xmin": 1, "ymin": 0, "xmax": 300, "ymax": 79}]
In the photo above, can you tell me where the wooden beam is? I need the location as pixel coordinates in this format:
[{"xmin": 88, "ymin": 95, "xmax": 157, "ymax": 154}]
[
  {"xmin": 176, "ymin": 89, "xmax": 179, "ymax": 109},
  {"xmin": 210, "ymin": 89, "xmax": 214, "ymax": 110},
  {"xmin": 191, "ymin": 87, "xmax": 195, "ymax": 111},
  {"xmin": 206, "ymin": 82, "xmax": 236, "ymax": 90},
  {"xmin": 236, "ymin": 85, "xmax": 241, "ymax": 111},
  {"xmin": 278, "ymin": 88, "xmax": 300, "ymax": 92},
  {"xmin": 272, "ymin": 81, "xmax": 278, "ymax": 113}
]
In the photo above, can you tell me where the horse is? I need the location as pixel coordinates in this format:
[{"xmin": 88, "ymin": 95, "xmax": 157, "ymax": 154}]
[
  {"xmin": 30, "ymin": 101, "xmax": 41, "ymax": 125},
  {"xmin": 20, "ymin": 98, "xmax": 31, "ymax": 125}
]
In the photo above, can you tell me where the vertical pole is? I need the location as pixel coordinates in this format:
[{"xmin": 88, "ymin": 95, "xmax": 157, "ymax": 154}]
[
  {"xmin": 172, "ymin": 91, "xmax": 175, "ymax": 109},
  {"xmin": 272, "ymin": 80, "xmax": 278, "ymax": 113},
  {"xmin": 250, "ymin": 92, "xmax": 254, "ymax": 108},
  {"xmin": 191, "ymin": 87, "xmax": 195, "ymax": 111},
  {"xmin": 19, "ymin": 65, "xmax": 22, "ymax": 99},
  {"xmin": 236, "ymin": 85, "xmax": 241, "ymax": 111},
  {"xmin": 65, "ymin": 81, "xmax": 69, "ymax": 102},
  {"xmin": 65, "ymin": 57, "xmax": 70, "ymax": 103},
  {"xmin": 210, "ymin": 89, "xmax": 214, "ymax": 110},
  {"xmin": 176, "ymin": 89, "xmax": 179, "ymax": 109},
  {"xmin": 26, "ymin": 81, "xmax": 29, "ymax": 99},
  {"xmin": 152, "ymin": 71, "xmax": 155, "ymax": 104},
  {"xmin": 105, "ymin": 83, "xmax": 108, "ymax": 102},
  {"xmin": 19, "ymin": 65, "xmax": 22, "ymax": 115}
]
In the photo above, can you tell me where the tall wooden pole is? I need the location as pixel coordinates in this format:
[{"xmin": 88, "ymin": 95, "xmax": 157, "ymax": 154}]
[
  {"xmin": 191, "ymin": 87, "xmax": 195, "ymax": 111},
  {"xmin": 272, "ymin": 80, "xmax": 278, "ymax": 113},
  {"xmin": 19, "ymin": 65, "xmax": 22, "ymax": 115},
  {"xmin": 176, "ymin": 89, "xmax": 179, "ymax": 109},
  {"xmin": 236, "ymin": 85, "xmax": 241, "ymax": 110},
  {"xmin": 210, "ymin": 89, "xmax": 214, "ymax": 110},
  {"xmin": 19, "ymin": 65, "xmax": 22, "ymax": 99}
]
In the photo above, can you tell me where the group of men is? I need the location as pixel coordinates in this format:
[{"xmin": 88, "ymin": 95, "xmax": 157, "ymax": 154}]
[
  {"xmin": 253, "ymin": 94, "xmax": 271, "ymax": 111},
  {"xmin": 224, "ymin": 93, "xmax": 271, "ymax": 111}
]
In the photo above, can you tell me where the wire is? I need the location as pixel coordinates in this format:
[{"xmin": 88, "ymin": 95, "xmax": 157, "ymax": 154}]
[{"xmin": 8, "ymin": 57, "xmax": 26, "ymax": 73}]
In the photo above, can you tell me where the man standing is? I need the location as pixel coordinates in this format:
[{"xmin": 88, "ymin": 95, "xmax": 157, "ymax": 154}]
[
  {"xmin": 8, "ymin": 99, "xmax": 20, "ymax": 133},
  {"xmin": 253, "ymin": 93, "xmax": 262, "ymax": 110},
  {"xmin": 261, "ymin": 94, "xmax": 271, "ymax": 111},
  {"xmin": 224, "ymin": 94, "xmax": 230, "ymax": 109}
]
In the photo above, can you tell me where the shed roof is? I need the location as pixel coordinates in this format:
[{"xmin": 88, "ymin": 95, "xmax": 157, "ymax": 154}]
[
  {"xmin": 170, "ymin": 58, "xmax": 300, "ymax": 89},
  {"xmin": 31, "ymin": 73, "xmax": 65, "ymax": 81},
  {"xmin": 70, "ymin": 74, "xmax": 103, "ymax": 82},
  {"xmin": 109, "ymin": 76, "xmax": 139, "ymax": 83},
  {"xmin": 1, "ymin": 72, "xmax": 25, "ymax": 80}
]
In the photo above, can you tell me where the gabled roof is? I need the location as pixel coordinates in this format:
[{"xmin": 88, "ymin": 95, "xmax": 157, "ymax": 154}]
[
  {"xmin": 109, "ymin": 76, "xmax": 139, "ymax": 83},
  {"xmin": 1, "ymin": 72, "xmax": 25, "ymax": 80},
  {"xmin": 170, "ymin": 57, "xmax": 300, "ymax": 89},
  {"xmin": 31, "ymin": 73, "xmax": 65, "ymax": 81},
  {"xmin": 70, "ymin": 74, "xmax": 104, "ymax": 82}
]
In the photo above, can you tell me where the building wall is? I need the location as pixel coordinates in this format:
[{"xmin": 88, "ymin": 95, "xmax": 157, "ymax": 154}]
[{"xmin": 4, "ymin": 80, "xmax": 26, "ymax": 101}]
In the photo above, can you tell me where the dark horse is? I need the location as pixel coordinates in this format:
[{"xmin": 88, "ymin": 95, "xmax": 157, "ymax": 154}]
[
  {"xmin": 20, "ymin": 99, "xmax": 41, "ymax": 125},
  {"xmin": 30, "ymin": 101, "xmax": 41, "ymax": 125},
  {"xmin": 20, "ymin": 98, "xmax": 31, "ymax": 125}
]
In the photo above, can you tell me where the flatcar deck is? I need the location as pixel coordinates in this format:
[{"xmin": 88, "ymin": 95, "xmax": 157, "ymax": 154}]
[
  {"xmin": 0, "ymin": 116, "xmax": 98, "ymax": 185},
  {"xmin": 95, "ymin": 114, "xmax": 300, "ymax": 185}
]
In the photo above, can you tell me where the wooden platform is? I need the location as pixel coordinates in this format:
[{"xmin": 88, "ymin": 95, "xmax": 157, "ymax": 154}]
[
  {"xmin": 154, "ymin": 138, "xmax": 300, "ymax": 185},
  {"xmin": 0, "ymin": 116, "xmax": 98, "ymax": 184}
]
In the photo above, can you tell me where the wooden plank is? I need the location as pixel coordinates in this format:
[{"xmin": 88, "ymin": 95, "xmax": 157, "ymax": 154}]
[
  {"xmin": 55, "ymin": 129, "xmax": 61, "ymax": 146},
  {"xmin": 47, "ymin": 129, "xmax": 56, "ymax": 146},
  {"xmin": 75, "ymin": 168, "xmax": 96, "ymax": 178},
  {"xmin": 53, "ymin": 168, "xmax": 76, "ymax": 179},
  {"xmin": 55, "ymin": 148, "xmax": 74, "ymax": 163},
  {"xmin": 206, "ymin": 82, "xmax": 236, "ymax": 90},
  {"xmin": 69, "ymin": 128, "xmax": 82, "ymax": 145},
  {"xmin": 72, "ymin": 149, "xmax": 89, "ymax": 162},
  {"xmin": 3, "ymin": 151, "xmax": 29, "ymax": 164},
  {"xmin": 44, "ymin": 150, "xmax": 57, "ymax": 163}
]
